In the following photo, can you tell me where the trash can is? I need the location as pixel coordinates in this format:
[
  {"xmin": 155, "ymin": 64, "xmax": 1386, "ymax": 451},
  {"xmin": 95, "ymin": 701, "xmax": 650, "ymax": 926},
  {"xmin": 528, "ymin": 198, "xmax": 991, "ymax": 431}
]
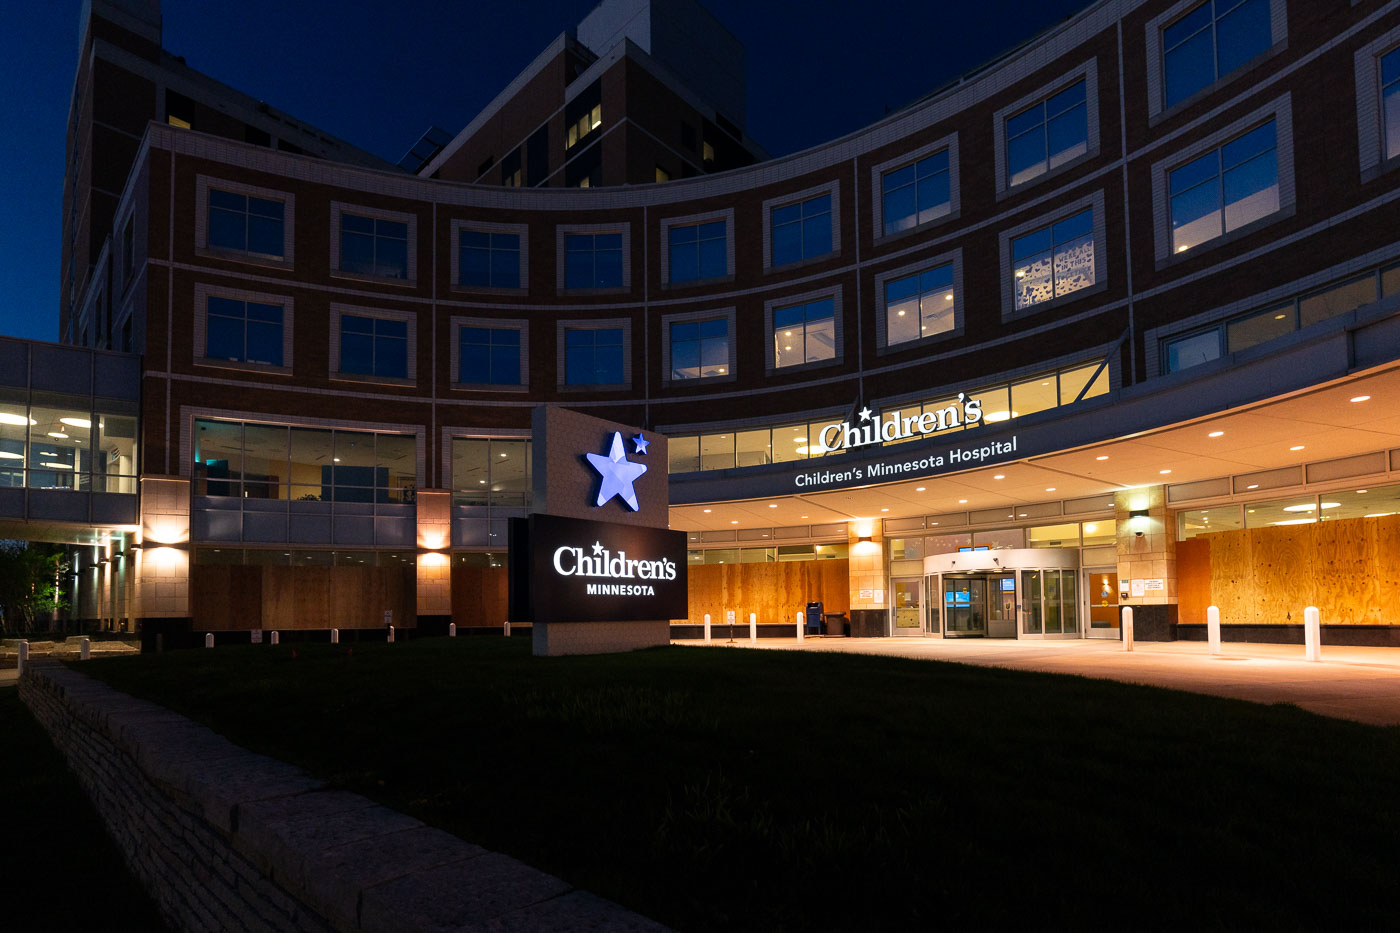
[
  {"xmin": 824, "ymin": 612, "xmax": 848, "ymax": 637},
  {"xmin": 805, "ymin": 601, "xmax": 823, "ymax": 636}
]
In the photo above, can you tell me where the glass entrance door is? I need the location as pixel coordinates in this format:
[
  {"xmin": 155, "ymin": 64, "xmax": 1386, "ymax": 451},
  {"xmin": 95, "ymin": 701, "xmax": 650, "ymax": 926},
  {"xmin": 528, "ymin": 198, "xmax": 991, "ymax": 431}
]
[
  {"xmin": 891, "ymin": 578, "xmax": 923, "ymax": 636},
  {"xmin": 943, "ymin": 575, "xmax": 987, "ymax": 636},
  {"xmin": 987, "ymin": 573, "xmax": 1017, "ymax": 637},
  {"xmin": 1022, "ymin": 569, "xmax": 1080, "ymax": 637},
  {"xmin": 1085, "ymin": 568, "xmax": 1119, "ymax": 638}
]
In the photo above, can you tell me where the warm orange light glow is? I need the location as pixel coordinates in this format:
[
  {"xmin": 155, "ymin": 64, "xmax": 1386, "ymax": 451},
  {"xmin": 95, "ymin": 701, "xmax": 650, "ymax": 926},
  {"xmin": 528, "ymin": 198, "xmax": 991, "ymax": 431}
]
[
  {"xmin": 143, "ymin": 519, "xmax": 189, "ymax": 545},
  {"xmin": 417, "ymin": 529, "xmax": 448, "ymax": 551}
]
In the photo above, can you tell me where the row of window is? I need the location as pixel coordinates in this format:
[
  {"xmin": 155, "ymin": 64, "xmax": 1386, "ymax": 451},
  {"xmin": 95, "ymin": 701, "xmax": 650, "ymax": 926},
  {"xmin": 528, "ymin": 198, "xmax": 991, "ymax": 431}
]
[
  {"xmin": 1164, "ymin": 261, "xmax": 1400, "ymax": 372},
  {"xmin": 667, "ymin": 359, "xmax": 1110, "ymax": 474},
  {"xmin": 0, "ymin": 393, "xmax": 139, "ymax": 493}
]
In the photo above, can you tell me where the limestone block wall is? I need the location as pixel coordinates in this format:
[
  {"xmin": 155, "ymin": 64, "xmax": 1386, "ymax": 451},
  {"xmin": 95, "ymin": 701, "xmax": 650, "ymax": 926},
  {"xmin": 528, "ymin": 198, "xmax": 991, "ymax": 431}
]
[
  {"xmin": 136, "ymin": 475, "xmax": 192, "ymax": 619},
  {"xmin": 19, "ymin": 662, "xmax": 664, "ymax": 933},
  {"xmin": 415, "ymin": 488, "xmax": 452, "ymax": 617}
]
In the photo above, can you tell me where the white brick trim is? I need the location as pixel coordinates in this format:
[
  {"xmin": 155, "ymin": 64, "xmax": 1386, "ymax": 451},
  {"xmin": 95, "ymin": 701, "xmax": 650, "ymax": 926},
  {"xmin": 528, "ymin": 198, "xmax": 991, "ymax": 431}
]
[{"xmin": 1354, "ymin": 22, "xmax": 1400, "ymax": 180}]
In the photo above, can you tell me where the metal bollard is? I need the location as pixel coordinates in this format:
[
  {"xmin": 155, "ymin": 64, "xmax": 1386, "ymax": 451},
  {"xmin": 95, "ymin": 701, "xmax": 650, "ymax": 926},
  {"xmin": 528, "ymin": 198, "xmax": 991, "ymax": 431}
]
[
  {"xmin": 703, "ymin": 613, "xmax": 711, "ymax": 642},
  {"xmin": 1207, "ymin": 606, "xmax": 1221, "ymax": 656},
  {"xmin": 17, "ymin": 640, "xmax": 27, "ymax": 676},
  {"xmin": 1121, "ymin": 607, "xmax": 1134, "ymax": 651},
  {"xmin": 205, "ymin": 633, "xmax": 214, "ymax": 649},
  {"xmin": 1304, "ymin": 606, "xmax": 1321, "ymax": 661},
  {"xmin": 387, "ymin": 625, "xmax": 395, "ymax": 644},
  {"xmin": 749, "ymin": 612, "xmax": 757, "ymax": 645},
  {"xmin": 796, "ymin": 610, "xmax": 804, "ymax": 642},
  {"xmin": 270, "ymin": 631, "xmax": 279, "ymax": 646},
  {"xmin": 449, "ymin": 622, "xmax": 457, "ymax": 637},
  {"xmin": 330, "ymin": 628, "xmax": 339, "ymax": 644},
  {"xmin": 80, "ymin": 637, "xmax": 90, "ymax": 661}
]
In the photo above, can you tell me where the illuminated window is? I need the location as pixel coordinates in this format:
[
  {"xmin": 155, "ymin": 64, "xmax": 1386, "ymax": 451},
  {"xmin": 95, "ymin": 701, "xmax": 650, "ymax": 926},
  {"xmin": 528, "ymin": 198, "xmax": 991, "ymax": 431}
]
[
  {"xmin": 884, "ymin": 263, "xmax": 955, "ymax": 346},
  {"xmin": 670, "ymin": 319, "xmax": 729, "ymax": 381},
  {"xmin": 1011, "ymin": 209, "xmax": 1095, "ymax": 310},
  {"xmin": 1005, "ymin": 80, "xmax": 1087, "ymax": 188},
  {"xmin": 773, "ymin": 298, "xmax": 835, "ymax": 368},
  {"xmin": 1169, "ymin": 120, "xmax": 1278, "ymax": 254}
]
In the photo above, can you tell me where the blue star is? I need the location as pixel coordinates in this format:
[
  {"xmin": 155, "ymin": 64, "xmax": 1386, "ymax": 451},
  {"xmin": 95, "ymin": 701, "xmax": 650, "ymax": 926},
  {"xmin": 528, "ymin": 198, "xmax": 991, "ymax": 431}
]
[
  {"xmin": 586, "ymin": 432, "xmax": 648, "ymax": 511},
  {"xmin": 632, "ymin": 434, "xmax": 650, "ymax": 455}
]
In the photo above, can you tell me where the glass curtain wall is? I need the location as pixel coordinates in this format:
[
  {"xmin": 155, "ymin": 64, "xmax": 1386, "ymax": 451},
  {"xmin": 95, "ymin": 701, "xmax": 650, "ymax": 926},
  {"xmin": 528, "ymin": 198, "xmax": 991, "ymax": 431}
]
[{"xmin": 0, "ymin": 388, "xmax": 138, "ymax": 492}]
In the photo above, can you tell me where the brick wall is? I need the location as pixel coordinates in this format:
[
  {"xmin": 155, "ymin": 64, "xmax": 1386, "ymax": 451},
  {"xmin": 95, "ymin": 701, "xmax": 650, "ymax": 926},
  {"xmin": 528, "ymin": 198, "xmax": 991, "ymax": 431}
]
[{"xmin": 19, "ymin": 661, "xmax": 666, "ymax": 932}]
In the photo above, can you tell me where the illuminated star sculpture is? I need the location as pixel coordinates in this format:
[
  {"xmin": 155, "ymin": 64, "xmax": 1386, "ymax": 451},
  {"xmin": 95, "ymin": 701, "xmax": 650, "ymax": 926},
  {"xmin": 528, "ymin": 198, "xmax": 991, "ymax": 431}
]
[
  {"xmin": 632, "ymin": 433, "xmax": 650, "ymax": 454},
  {"xmin": 587, "ymin": 431, "xmax": 648, "ymax": 511}
]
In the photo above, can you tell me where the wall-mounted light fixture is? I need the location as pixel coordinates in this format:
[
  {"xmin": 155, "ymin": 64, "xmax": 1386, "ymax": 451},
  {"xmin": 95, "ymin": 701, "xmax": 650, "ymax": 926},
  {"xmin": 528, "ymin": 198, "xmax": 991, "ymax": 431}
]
[
  {"xmin": 856, "ymin": 535, "xmax": 872, "ymax": 544},
  {"xmin": 1128, "ymin": 508, "xmax": 1149, "ymax": 520}
]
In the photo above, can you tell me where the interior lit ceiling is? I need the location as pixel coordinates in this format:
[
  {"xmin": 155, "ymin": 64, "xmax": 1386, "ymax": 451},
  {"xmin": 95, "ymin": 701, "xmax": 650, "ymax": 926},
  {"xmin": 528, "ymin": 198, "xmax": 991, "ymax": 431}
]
[{"xmin": 668, "ymin": 365, "xmax": 1400, "ymax": 531}]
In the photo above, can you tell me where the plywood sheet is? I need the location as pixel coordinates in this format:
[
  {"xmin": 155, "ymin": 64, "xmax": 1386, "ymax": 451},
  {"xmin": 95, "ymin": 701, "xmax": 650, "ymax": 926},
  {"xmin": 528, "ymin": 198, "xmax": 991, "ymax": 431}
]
[
  {"xmin": 1250, "ymin": 525, "xmax": 1313, "ymax": 626},
  {"xmin": 1313, "ymin": 519, "xmax": 1378, "ymax": 625},
  {"xmin": 687, "ymin": 559, "xmax": 849, "ymax": 624},
  {"xmin": 1175, "ymin": 537, "xmax": 1211, "ymax": 625},
  {"xmin": 1207, "ymin": 529, "xmax": 1254, "ymax": 626}
]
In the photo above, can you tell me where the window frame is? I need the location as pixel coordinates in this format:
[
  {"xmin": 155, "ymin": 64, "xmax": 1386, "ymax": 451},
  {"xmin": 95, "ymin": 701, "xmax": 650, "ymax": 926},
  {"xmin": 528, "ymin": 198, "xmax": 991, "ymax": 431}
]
[
  {"xmin": 992, "ymin": 60, "xmax": 1099, "ymax": 200},
  {"xmin": 195, "ymin": 175, "xmax": 295, "ymax": 269},
  {"xmin": 873, "ymin": 249, "xmax": 965, "ymax": 354},
  {"xmin": 450, "ymin": 317, "xmax": 530, "ymax": 392},
  {"xmin": 192, "ymin": 282, "xmax": 294, "ymax": 374},
  {"xmin": 764, "ymin": 286, "xmax": 844, "ymax": 374},
  {"xmin": 1146, "ymin": 0, "xmax": 1288, "ymax": 123},
  {"xmin": 1353, "ymin": 24, "xmax": 1400, "ymax": 181},
  {"xmin": 660, "ymin": 208, "xmax": 735, "ymax": 286},
  {"xmin": 762, "ymin": 181, "xmax": 841, "ymax": 272},
  {"xmin": 660, "ymin": 307, "xmax": 738, "ymax": 386},
  {"xmin": 556, "ymin": 318, "xmax": 632, "ymax": 390},
  {"xmin": 1150, "ymin": 94, "xmax": 1294, "ymax": 268},
  {"xmin": 998, "ymin": 190, "xmax": 1107, "ymax": 321},
  {"xmin": 330, "ymin": 201, "xmax": 417, "ymax": 286},
  {"xmin": 555, "ymin": 223, "xmax": 631, "ymax": 293},
  {"xmin": 870, "ymin": 133, "xmax": 960, "ymax": 242},
  {"xmin": 329, "ymin": 304, "xmax": 416, "ymax": 386},
  {"xmin": 450, "ymin": 220, "xmax": 529, "ymax": 293}
]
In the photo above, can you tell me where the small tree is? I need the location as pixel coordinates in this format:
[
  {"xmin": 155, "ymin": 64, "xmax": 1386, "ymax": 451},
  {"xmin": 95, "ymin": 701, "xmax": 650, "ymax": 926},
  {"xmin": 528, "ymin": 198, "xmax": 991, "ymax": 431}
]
[{"xmin": 0, "ymin": 543, "xmax": 70, "ymax": 637}]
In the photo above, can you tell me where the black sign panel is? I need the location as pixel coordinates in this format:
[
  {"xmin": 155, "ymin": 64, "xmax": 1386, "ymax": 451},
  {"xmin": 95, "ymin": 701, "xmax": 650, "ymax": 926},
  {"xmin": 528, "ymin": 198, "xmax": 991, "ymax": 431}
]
[{"xmin": 508, "ymin": 514, "xmax": 688, "ymax": 623}]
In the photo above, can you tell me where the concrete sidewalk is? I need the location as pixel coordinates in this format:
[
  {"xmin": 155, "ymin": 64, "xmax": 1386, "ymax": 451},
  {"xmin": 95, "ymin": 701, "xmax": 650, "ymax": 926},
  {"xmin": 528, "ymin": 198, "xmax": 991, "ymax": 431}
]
[{"xmin": 687, "ymin": 637, "xmax": 1400, "ymax": 726}]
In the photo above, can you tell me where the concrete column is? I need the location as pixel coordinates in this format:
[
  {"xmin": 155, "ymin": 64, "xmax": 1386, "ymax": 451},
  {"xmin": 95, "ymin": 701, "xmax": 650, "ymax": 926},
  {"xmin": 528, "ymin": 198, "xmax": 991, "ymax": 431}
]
[
  {"xmin": 1114, "ymin": 486, "xmax": 1178, "ymax": 640},
  {"xmin": 133, "ymin": 475, "xmax": 192, "ymax": 622},
  {"xmin": 847, "ymin": 519, "xmax": 886, "ymax": 635},
  {"xmin": 415, "ymin": 489, "xmax": 452, "ymax": 620}
]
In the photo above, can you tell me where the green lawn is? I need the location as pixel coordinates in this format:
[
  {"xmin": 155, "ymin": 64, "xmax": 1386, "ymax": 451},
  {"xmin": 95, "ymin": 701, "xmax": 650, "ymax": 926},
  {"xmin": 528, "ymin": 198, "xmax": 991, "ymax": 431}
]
[
  {"xmin": 0, "ymin": 687, "xmax": 170, "ymax": 932},
  {"xmin": 83, "ymin": 639, "xmax": 1399, "ymax": 931}
]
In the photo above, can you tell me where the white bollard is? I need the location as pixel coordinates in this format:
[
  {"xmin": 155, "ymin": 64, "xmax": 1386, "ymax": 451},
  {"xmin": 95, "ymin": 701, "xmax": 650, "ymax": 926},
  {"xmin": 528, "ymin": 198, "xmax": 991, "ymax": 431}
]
[
  {"xmin": 449, "ymin": 623, "xmax": 457, "ymax": 637},
  {"xmin": 80, "ymin": 637, "xmax": 90, "ymax": 661},
  {"xmin": 1304, "ymin": 606, "xmax": 1321, "ymax": 662},
  {"xmin": 330, "ymin": 628, "xmax": 339, "ymax": 644},
  {"xmin": 1121, "ymin": 607, "xmax": 1134, "ymax": 652},
  {"xmin": 1207, "ymin": 606, "xmax": 1221, "ymax": 656},
  {"xmin": 205, "ymin": 633, "xmax": 214, "ymax": 649},
  {"xmin": 270, "ymin": 631, "xmax": 279, "ymax": 646},
  {"xmin": 749, "ymin": 612, "xmax": 757, "ymax": 645},
  {"xmin": 703, "ymin": 613, "xmax": 711, "ymax": 643},
  {"xmin": 796, "ymin": 610, "xmax": 805, "ymax": 643},
  {"xmin": 387, "ymin": 625, "xmax": 395, "ymax": 644},
  {"xmin": 504, "ymin": 620, "xmax": 511, "ymax": 638},
  {"xmin": 17, "ymin": 640, "xmax": 28, "ymax": 676}
]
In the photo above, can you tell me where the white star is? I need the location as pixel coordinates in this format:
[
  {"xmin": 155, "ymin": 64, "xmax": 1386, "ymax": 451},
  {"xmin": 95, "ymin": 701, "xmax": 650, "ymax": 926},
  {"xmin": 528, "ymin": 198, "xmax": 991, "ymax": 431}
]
[
  {"xmin": 859, "ymin": 406, "xmax": 873, "ymax": 422},
  {"xmin": 632, "ymin": 434, "xmax": 650, "ymax": 455},
  {"xmin": 586, "ymin": 431, "xmax": 648, "ymax": 511},
  {"xmin": 592, "ymin": 541, "xmax": 605, "ymax": 556}
]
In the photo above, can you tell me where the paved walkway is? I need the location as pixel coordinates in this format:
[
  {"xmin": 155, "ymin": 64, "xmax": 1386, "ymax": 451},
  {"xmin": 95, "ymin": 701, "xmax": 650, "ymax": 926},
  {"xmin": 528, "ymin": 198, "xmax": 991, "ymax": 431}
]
[{"xmin": 683, "ymin": 637, "xmax": 1400, "ymax": 726}]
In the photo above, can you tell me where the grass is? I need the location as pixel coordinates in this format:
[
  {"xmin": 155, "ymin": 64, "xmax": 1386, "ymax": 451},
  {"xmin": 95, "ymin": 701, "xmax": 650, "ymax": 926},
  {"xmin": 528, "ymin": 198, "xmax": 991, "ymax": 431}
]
[
  {"xmin": 0, "ymin": 686, "xmax": 170, "ymax": 932},
  {"xmin": 82, "ymin": 638, "xmax": 1400, "ymax": 931}
]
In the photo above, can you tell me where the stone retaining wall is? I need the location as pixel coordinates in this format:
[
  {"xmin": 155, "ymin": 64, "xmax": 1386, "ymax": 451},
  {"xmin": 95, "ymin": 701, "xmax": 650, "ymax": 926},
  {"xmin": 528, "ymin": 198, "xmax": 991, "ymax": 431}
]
[{"xmin": 19, "ymin": 661, "xmax": 665, "ymax": 932}]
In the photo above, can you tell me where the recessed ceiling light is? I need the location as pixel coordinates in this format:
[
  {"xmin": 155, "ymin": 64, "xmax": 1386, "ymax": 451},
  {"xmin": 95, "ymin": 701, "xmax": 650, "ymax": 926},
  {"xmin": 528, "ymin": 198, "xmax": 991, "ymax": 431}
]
[
  {"xmin": 1289, "ymin": 445, "xmax": 1304, "ymax": 451},
  {"xmin": 1095, "ymin": 455, "xmax": 1108, "ymax": 461},
  {"xmin": 1208, "ymin": 431, "xmax": 1224, "ymax": 438},
  {"xmin": 880, "ymin": 508, "xmax": 889, "ymax": 512},
  {"xmin": 703, "ymin": 508, "xmax": 711, "ymax": 513},
  {"xmin": 1350, "ymin": 395, "xmax": 1371, "ymax": 402},
  {"xmin": 1160, "ymin": 469, "xmax": 1172, "ymax": 474},
  {"xmin": 1045, "ymin": 487, "xmax": 1056, "ymax": 492},
  {"xmin": 958, "ymin": 499, "xmax": 967, "ymax": 504},
  {"xmin": 1247, "ymin": 484, "xmax": 1259, "ymax": 490},
  {"xmin": 801, "ymin": 515, "xmax": 808, "ymax": 519},
  {"xmin": 768, "ymin": 503, "xmax": 778, "ymax": 508},
  {"xmin": 730, "ymin": 520, "xmax": 738, "ymax": 524},
  {"xmin": 1357, "ymin": 489, "xmax": 1368, "ymax": 494},
  {"xmin": 994, "ymin": 474, "xmax": 1005, "ymax": 479},
  {"xmin": 915, "ymin": 486, "xmax": 926, "ymax": 491}
]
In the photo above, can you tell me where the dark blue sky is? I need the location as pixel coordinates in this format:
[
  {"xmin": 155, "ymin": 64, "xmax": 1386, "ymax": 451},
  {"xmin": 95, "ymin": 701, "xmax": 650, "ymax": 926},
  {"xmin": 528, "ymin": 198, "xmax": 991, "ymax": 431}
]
[{"xmin": 0, "ymin": 0, "xmax": 1089, "ymax": 344}]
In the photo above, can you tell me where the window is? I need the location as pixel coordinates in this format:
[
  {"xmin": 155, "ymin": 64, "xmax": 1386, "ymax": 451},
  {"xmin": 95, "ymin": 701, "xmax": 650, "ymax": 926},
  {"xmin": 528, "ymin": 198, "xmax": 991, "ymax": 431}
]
[
  {"xmin": 655, "ymin": 165, "xmax": 671, "ymax": 183},
  {"xmin": 881, "ymin": 150, "xmax": 950, "ymax": 235},
  {"xmin": 459, "ymin": 327, "xmax": 522, "ymax": 386},
  {"xmin": 121, "ymin": 216, "xmax": 135, "ymax": 287},
  {"xmin": 564, "ymin": 327, "xmax": 624, "ymax": 385},
  {"xmin": 770, "ymin": 194, "xmax": 833, "ymax": 267},
  {"xmin": 1165, "ymin": 331, "xmax": 1222, "ymax": 372},
  {"xmin": 206, "ymin": 296, "xmax": 284, "ymax": 366},
  {"xmin": 670, "ymin": 319, "xmax": 729, "ymax": 381},
  {"xmin": 459, "ymin": 231, "xmax": 521, "ymax": 288},
  {"xmin": 208, "ymin": 188, "xmax": 284, "ymax": 256},
  {"xmin": 666, "ymin": 218, "xmax": 728, "ymax": 283},
  {"xmin": 501, "ymin": 147, "xmax": 522, "ymax": 187},
  {"xmin": 885, "ymin": 264, "xmax": 955, "ymax": 346},
  {"xmin": 1170, "ymin": 121, "xmax": 1278, "ymax": 254},
  {"xmin": 1162, "ymin": 0, "xmax": 1272, "ymax": 109},
  {"xmin": 340, "ymin": 213, "xmax": 408, "ymax": 279},
  {"xmin": 1005, "ymin": 80, "xmax": 1087, "ymax": 188},
  {"xmin": 339, "ymin": 314, "xmax": 408, "ymax": 380},
  {"xmin": 567, "ymin": 102, "xmax": 602, "ymax": 149},
  {"xmin": 451, "ymin": 437, "xmax": 531, "ymax": 507},
  {"xmin": 1011, "ymin": 209, "xmax": 1096, "ymax": 311},
  {"xmin": 564, "ymin": 233, "xmax": 623, "ymax": 289},
  {"xmin": 773, "ymin": 298, "xmax": 835, "ymax": 369},
  {"xmin": 1377, "ymin": 46, "xmax": 1400, "ymax": 167}
]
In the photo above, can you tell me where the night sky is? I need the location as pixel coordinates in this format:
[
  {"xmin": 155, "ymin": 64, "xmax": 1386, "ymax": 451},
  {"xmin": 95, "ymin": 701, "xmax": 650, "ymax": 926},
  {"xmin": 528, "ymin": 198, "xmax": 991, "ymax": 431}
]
[{"xmin": 0, "ymin": 0, "xmax": 1090, "ymax": 344}]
